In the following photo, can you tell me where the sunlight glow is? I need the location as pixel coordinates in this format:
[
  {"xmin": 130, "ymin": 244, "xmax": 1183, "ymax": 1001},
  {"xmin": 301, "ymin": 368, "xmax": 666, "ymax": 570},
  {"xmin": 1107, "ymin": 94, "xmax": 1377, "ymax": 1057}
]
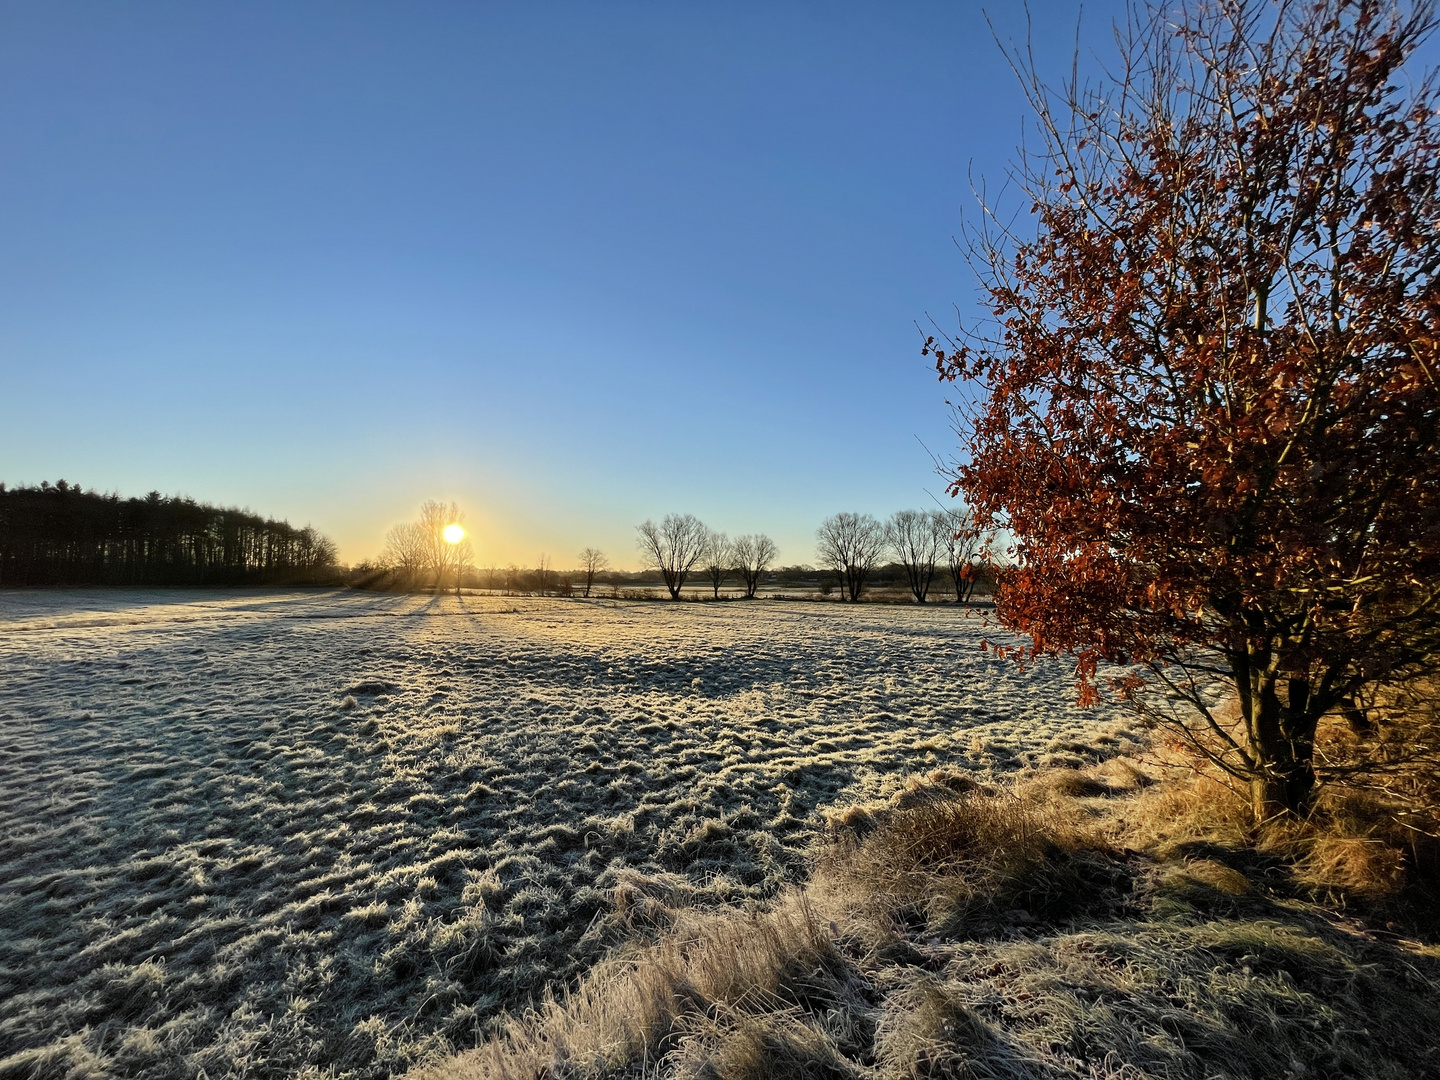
[{"xmin": 443, "ymin": 524, "xmax": 465, "ymax": 544}]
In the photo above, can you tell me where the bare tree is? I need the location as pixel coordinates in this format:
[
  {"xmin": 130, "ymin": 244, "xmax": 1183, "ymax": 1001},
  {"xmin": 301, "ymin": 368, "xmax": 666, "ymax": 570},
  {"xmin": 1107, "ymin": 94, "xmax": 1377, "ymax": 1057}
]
[
  {"xmin": 636, "ymin": 514, "xmax": 708, "ymax": 599},
  {"xmin": 536, "ymin": 553, "xmax": 552, "ymax": 596},
  {"xmin": 578, "ymin": 547, "xmax": 608, "ymax": 598},
  {"xmin": 383, "ymin": 522, "xmax": 428, "ymax": 587},
  {"xmin": 700, "ymin": 530, "xmax": 733, "ymax": 599},
  {"xmin": 732, "ymin": 533, "xmax": 778, "ymax": 599},
  {"xmin": 450, "ymin": 533, "xmax": 473, "ymax": 594},
  {"xmin": 940, "ymin": 506, "xmax": 991, "ymax": 604},
  {"xmin": 815, "ymin": 512, "xmax": 886, "ymax": 602},
  {"xmin": 417, "ymin": 500, "xmax": 466, "ymax": 592},
  {"xmin": 886, "ymin": 509, "xmax": 943, "ymax": 603}
]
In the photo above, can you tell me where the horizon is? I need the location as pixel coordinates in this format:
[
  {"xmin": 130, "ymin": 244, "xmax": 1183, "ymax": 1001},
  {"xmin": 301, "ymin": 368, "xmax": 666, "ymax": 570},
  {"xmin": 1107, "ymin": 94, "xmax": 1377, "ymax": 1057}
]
[{"xmin": 1, "ymin": 2, "xmax": 1128, "ymax": 568}]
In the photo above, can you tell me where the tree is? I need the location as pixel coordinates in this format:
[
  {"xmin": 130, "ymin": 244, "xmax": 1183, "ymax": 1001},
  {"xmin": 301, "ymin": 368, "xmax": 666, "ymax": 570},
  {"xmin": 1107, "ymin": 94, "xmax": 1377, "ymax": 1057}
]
[
  {"xmin": 928, "ymin": 0, "xmax": 1440, "ymax": 820},
  {"xmin": 886, "ymin": 509, "xmax": 944, "ymax": 603},
  {"xmin": 700, "ymin": 530, "xmax": 733, "ymax": 599},
  {"xmin": 384, "ymin": 522, "xmax": 428, "ymax": 586},
  {"xmin": 578, "ymin": 547, "xmax": 608, "ymax": 597},
  {"xmin": 939, "ymin": 506, "xmax": 992, "ymax": 604},
  {"xmin": 636, "ymin": 514, "xmax": 708, "ymax": 599},
  {"xmin": 449, "ymin": 532, "xmax": 473, "ymax": 594},
  {"xmin": 417, "ymin": 500, "xmax": 468, "ymax": 593},
  {"xmin": 536, "ymin": 553, "xmax": 552, "ymax": 596},
  {"xmin": 815, "ymin": 513, "xmax": 886, "ymax": 602},
  {"xmin": 732, "ymin": 533, "xmax": 778, "ymax": 599}
]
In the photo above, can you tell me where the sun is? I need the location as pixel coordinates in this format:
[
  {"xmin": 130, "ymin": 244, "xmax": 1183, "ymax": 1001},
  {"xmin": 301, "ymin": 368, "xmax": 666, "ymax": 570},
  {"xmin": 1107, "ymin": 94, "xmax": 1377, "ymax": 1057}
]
[{"xmin": 443, "ymin": 524, "xmax": 465, "ymax": 544}]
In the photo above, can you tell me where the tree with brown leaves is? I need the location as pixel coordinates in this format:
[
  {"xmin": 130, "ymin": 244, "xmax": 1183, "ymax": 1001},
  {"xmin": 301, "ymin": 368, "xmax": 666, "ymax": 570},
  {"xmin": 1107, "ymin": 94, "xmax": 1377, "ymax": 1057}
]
[{"xmin": 931, "ymin": 0, "xmax": 1440, "ymax": 820}]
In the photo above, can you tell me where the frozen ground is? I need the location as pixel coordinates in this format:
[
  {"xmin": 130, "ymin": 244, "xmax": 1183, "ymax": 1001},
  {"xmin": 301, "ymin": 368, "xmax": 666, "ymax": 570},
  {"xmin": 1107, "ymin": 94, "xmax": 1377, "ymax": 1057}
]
[{"xmin": 0, "ymin": 590, "xmax": 1141, "ymax": 1079}]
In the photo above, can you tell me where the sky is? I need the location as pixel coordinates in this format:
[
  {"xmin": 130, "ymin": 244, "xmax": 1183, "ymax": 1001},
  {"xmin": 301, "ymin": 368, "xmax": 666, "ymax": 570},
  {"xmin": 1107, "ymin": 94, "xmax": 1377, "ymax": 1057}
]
[{"xmin": 0, "ymin": 1, "xmax": 1130, "ymax": 569}]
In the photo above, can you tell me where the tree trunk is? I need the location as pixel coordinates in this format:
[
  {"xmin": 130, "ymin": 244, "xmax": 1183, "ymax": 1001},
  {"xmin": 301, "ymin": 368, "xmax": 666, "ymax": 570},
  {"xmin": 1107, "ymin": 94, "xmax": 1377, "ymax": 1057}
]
[
  {"xmin": 1249, "ymin": 766, "xmax": 1316, "ymax": 822},
  {"xmin": 1247, "ymin": 673, "xmax": 1319, "ymax": 821},
  {"xmin": 1341, "ymin": 698, "xmax": 1373, "ymax": 736}
]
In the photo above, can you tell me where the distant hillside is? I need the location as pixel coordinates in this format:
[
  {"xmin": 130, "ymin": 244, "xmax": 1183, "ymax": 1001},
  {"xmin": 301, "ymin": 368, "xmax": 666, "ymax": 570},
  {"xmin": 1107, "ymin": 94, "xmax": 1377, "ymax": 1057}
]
[{"xmin": 0, "ymin": 481, "xmax": 338, "ymax": 587}]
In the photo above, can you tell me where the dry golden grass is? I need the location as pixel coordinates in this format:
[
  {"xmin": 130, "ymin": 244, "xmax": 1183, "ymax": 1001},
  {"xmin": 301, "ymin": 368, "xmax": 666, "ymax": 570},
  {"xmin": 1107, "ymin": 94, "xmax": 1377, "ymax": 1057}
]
[
  {"xmin": 412, "ymin": 892, "xmax": 866, "ymax": 1080},
  {"xmin": 810, "ymin": 775, "xmax": 1113, "ymax": 954},
  {"xmin": 417, "ymin": 760, "xmax": 1440, "ymax": 1080},
  {"xmin": 666, "ymin": 1004, "xmax": 861, "ymax": 1080},
  {"xmin": 1115, "ymin": 735, "xmax": 1440, "ymax": 931},
  {"xmin": 1115, "ymin": 673, "xmax": 1440, "ymax": 927}
]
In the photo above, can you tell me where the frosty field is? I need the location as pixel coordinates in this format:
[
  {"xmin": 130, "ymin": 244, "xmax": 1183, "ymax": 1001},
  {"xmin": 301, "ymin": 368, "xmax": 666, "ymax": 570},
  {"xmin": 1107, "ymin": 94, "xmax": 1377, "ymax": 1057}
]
[{"xmin": 0, "ymin": 590, "xmax": 1139, "ymax": 1079}]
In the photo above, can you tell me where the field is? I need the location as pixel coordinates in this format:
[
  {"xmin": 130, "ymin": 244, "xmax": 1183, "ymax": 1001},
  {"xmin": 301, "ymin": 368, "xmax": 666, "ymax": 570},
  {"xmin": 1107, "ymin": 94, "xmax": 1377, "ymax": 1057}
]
[{"xmin": 0, "ymin": 590, "xmax": 1139, "ymax": 1080}]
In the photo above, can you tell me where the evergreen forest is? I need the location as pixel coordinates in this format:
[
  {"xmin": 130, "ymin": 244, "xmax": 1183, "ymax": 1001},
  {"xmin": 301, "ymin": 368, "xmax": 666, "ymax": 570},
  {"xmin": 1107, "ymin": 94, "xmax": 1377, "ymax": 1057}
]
[{"xmin": 0, "ymin": 481, "xmax": 338, "ymax": 587}]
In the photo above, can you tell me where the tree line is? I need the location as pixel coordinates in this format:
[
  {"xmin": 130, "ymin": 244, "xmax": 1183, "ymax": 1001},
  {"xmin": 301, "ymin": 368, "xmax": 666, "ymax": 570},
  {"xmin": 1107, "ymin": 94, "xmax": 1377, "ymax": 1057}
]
[
  {"xmin": 815, "ymin": 509, "xmax": 991, "ymax": 603},
  {"xmin": 630, "ymin": 509, "xmax": 993, "ymax": 603},
  {"xmin": 0, "ymin": 480, "xmax": 338, "ymax": 587},
  {"xmin": 634, "ymin": 516, "xmax": 779, "ymax": 599},
  {"xmin": 355, "ymin": 504, "xmax": 996, "ymax": 602}
]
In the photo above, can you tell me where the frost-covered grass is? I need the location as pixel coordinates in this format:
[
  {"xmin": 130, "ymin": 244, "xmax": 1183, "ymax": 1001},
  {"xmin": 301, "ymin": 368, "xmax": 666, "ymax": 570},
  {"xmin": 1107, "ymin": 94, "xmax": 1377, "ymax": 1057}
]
[{"xmin": 0, "ymin": 590, "xmax": 1139, "ymax": 1079}]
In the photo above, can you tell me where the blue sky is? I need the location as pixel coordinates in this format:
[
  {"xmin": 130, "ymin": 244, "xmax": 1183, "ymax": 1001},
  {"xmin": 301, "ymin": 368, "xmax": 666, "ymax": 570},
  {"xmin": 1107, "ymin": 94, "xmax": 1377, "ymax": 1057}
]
[{"xmin": 1, "ymin": 1, "xmax": 1126, "ymax": 568}]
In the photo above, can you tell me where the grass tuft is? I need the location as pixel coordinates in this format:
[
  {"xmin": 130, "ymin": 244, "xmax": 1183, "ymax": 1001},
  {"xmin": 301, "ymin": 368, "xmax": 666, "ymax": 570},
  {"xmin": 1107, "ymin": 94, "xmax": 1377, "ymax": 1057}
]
[
  {"xmin": 412, "ymin": 893, "xmax": 854, "ymax": 1080},
  {"xmin": 872, "ymin": 978, "xmax": 1004, "ymax": 1079},
  {"xmin": 811, "ymin": 784, "xmax": 1113, "ymax": 950}
]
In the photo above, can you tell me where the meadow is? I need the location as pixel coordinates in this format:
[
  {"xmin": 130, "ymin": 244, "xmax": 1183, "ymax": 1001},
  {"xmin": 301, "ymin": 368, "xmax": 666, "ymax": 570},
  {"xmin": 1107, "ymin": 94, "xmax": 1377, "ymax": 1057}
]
[{"xmin": 0, "ymin": 590, "xmax": 1139, "ymax": 1079}]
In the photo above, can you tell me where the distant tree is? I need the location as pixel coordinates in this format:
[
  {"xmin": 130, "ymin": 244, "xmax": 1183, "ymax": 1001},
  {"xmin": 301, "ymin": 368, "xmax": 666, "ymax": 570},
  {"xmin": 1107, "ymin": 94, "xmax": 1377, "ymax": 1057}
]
[
  {"xmin": 297, "ymin": 526, "xmax": 338, "ymax": 571},
  {"xmin": 939, "ymin": 506, "xmax": 991, "ymax": 604},
  {"xmin": 732, "ymin": 533, "xmax": 778, "ymax": 599},
  {"xmin": 450, "ymin": 532, "xmax": 473, "ymax": 595},
  {"xmin": 815, "ymin": 513, "xmax": 886, "ymax": 602},
  {"xmin": 928, "ymin": 0, "xmax": 1440, "ymax": 819},
  {"xmin": 416, "ymin": 500, "xmax": 467, "ymax": 592},
  {"xmin": 887, "ymin": 510, "xmax": 943, "ymax": 603},
  {"xmin": 700, "ymin": 530, "xmax": 733, "ymax": 599},
  {"xmin": 384, "ymin": 522, "xmax": 428, "ymax": 586},
  {"xmin": 636, "ymin": 514, "xmax": 708, "ymax": 599},
  {"xmin": 536, "ymin": 553, "xmax": 552, "ymax": 596},
  {"xmin": 578, "ymin": 547, "xmax": 608, "ymax": 597}
]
